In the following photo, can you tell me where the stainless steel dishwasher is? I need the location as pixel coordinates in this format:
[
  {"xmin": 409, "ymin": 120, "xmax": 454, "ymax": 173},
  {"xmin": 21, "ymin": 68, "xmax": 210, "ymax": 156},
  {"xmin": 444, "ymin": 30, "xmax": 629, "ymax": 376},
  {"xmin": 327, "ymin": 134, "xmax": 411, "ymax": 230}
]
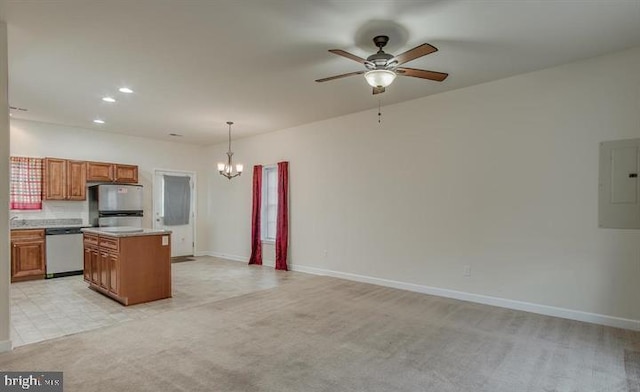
[{"xmin": 45, "ymin": 227, "xmax": 84, "ymax": 278}]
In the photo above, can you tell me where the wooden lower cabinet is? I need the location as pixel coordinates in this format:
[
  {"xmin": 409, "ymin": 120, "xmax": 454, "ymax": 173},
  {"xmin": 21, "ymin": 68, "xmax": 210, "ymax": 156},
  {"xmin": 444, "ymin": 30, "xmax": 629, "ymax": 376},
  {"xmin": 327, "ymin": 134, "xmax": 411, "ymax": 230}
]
[
  {"xmin": 108, "ymin": 253, "xmax": 119, "ymax": 294},
  {"xmin": 83, "ymin": 247, "xmax": 92, "ymax": 281},
  {"xmin": 99, "ymin": 252, "xmax": 109, "ymax": 290},
  {"xmin": 91, "ymin": 250, "xmax": 99, "ymax": 283},
  {"xmin": 84, "ymin": 233, "xmax": 99, "ymax": 284},
  {"xmin": 11, "ymin": 229, "xmax": 46, "ymax": 282},
  {"xmin": 83, "ymin": 232, "xmax": 171, "ymax": 305}
]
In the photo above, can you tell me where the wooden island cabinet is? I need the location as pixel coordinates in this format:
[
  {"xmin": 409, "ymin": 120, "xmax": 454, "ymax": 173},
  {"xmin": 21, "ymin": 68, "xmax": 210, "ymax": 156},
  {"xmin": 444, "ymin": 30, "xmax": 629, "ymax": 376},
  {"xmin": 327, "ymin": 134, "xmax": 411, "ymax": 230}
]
[{"xmin": 82, "ymin": 229, "xmax": 171, "ymax": 306}]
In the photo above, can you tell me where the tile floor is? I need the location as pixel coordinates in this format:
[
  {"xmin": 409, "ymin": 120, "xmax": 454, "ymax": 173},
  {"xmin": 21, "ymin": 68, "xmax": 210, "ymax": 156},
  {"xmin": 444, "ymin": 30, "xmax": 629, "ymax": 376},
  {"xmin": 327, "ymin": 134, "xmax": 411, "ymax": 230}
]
[{"xmin": 10, "ymin": 256, "xmax": 306, "ymax": 347}]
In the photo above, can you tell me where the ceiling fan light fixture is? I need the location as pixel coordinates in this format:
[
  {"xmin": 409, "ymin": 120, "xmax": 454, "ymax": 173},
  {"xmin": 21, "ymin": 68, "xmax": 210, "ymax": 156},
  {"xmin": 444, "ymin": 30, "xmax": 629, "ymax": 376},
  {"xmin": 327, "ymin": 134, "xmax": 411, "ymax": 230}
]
[{"xmin": 364, "ymin": 69, "xmax": 396, "ymax": 88}]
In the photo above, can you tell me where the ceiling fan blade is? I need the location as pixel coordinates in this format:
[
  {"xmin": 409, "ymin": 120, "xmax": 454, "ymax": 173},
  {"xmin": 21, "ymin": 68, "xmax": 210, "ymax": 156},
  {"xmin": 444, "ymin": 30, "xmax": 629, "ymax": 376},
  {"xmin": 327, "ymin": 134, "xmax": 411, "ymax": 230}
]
[
  {"xmin": 315, "ymin": 70, "xmax": 365, "ymax": 83},
  {"xmin": 394, "ymin": 43, "xmax": 438, "ymax": 65},
  {"xmin": 372, "ymin": 86, "xmax": 385, "ymax": 95},
  {"xmin": 328, "ymin": 49, "xmax": 368, "ymax": 64},
  {"xmin": 396, "ymin": 67, "xmax": 448, "ymax": 82}
]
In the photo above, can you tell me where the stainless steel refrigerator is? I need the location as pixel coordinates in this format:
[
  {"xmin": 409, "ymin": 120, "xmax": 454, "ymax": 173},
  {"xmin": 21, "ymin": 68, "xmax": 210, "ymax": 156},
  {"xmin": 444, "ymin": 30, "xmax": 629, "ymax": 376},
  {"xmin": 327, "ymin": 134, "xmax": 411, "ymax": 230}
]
[{"xmin": 88, "ymin": 184, "xmax": 144, "ymax": 227}]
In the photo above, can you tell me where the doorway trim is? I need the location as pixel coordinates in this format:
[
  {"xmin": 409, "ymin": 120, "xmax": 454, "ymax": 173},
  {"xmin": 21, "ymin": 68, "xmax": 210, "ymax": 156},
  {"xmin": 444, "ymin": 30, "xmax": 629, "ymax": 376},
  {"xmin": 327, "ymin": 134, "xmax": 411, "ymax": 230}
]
[{"xmin": 152, "ymin": 168, "xmax": 197, "ymax": 257}]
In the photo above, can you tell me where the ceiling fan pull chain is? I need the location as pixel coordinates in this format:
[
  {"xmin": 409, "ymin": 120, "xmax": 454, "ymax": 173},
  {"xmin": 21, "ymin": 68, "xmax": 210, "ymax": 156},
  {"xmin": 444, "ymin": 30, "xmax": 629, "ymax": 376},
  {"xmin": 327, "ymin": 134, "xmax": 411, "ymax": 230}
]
[{"xmin": 378, "ymin": 99, "xmax": 382, "ymax": 124}]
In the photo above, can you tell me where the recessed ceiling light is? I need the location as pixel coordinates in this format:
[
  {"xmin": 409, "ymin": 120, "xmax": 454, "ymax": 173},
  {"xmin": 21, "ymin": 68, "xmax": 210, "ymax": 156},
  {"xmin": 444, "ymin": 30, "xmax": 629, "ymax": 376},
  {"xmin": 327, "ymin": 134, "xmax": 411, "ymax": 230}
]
[
  {"xmin": 119, "ymin": 87, "xmax": 133, "ymax": 94},
  {"xmin": 102, "ymin": 97, "xmax": 116, "ymax": 103},
  {"xmin": 9, "ymin": 113, "xmax": 13, "ymax": 116},
  {"xmin": 93, "ymin": 119, "xmax": 105, "ymax": 124}
]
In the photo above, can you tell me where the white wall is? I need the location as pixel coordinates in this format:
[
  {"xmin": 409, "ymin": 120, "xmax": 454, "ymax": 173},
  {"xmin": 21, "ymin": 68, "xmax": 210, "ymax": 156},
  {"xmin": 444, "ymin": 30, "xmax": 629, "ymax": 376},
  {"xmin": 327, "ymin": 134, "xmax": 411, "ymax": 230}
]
[
  {"xmin": 0, "ymin": 20, "xmax": 11, "ymax": 352},
  {"xmin": 10, "ymin": 120, "xmax": 210, "ymax": 253},
  {"xmin": 207, "ymin": 46, "xmax": 640, "ymax": 325}
]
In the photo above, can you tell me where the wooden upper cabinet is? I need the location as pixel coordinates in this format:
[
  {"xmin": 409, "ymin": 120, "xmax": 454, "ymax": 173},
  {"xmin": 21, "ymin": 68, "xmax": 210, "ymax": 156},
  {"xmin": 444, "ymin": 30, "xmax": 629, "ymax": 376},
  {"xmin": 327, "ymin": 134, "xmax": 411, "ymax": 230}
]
[
  {"xmin": 87, "ymin": 161, "xmax": 138, "ymax": 184},
  {"xmin": 67, "ymin": 160, "xmax": 87, "ymax": 200},
  {"xmin": 114, "ymin": 164, "xmax": 138, "ymax": 183},
  {"xmin": 43, "ymin": 158, "xmax": 66, "ymax": 200},
  {"xmin": 86, "ymin": 162, "xmax": 114, "ymax": 182},
  {"xmin": 43, "ymin": 158, "xmax": 87, "ymax": 200},
  {"xmin": 42, "ymin": 158, "xmax": 138, "ymax": 200}
]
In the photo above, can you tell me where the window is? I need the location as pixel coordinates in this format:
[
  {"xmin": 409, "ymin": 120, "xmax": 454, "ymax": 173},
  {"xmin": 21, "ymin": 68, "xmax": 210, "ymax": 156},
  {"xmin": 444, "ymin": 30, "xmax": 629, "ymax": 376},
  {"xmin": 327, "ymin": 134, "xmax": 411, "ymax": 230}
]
[{"xmin": 261, "ymin": 165, "xmax": 278, "ymax": 242}]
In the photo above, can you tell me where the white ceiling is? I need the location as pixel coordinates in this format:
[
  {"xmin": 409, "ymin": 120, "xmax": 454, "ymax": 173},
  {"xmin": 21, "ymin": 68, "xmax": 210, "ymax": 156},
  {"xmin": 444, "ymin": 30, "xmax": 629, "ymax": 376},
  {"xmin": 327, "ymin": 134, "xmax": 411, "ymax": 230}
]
[{"xmin": 3, "ymin": 0, "xmax": 640, "ymax": 145}]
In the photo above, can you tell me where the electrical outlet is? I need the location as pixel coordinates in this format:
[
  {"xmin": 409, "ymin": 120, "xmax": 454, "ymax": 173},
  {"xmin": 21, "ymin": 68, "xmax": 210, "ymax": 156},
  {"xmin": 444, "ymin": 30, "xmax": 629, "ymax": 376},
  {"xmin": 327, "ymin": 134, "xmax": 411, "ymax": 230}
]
[{"xmin": 463, "ymin": 265, "xmax": 471, "ymax": 277}]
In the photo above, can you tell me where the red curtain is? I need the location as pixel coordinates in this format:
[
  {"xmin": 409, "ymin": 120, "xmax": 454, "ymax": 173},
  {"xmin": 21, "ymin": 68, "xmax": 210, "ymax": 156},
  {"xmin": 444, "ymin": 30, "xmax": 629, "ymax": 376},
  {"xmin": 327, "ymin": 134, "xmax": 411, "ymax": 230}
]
[
  {"xmin": 248, "ymin": 165, "xmax": 263, "ymax": 265},
  {"xmin": 275, "ymin": 161, "xmax": 289, "ymax": 271}
]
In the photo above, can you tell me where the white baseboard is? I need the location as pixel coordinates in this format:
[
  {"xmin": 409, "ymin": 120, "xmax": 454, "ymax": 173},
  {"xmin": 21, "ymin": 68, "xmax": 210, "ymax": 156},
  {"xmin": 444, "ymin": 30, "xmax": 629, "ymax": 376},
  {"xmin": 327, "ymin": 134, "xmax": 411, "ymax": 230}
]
[
  {"xmin": 290, "ymin": 264, "xmax": 640, "ymax": 331},
  {"xmin": 0, "ymin": 339, "xmax": 12, "ymax": 353},
  {"xmin": 203, "ymin": 252, "xmax": 275, "ymax": 268},
  {"xmin": 194, "ymin": 250, "xmax": 213, "ymax": 257},
  {"xmin": 195, "ymin": 253, "xmax": 639, "ymax": 331},
  {"xmin": 205, "ymin": 251, "xmax": 247, "ymax": 263}
]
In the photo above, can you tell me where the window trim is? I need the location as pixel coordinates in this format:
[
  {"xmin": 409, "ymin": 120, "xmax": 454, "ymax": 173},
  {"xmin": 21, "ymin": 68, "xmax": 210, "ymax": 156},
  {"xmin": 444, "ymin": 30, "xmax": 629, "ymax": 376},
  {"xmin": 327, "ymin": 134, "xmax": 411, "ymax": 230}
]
[{"xmin": 261, "ymin": 165, "xmax": 278, "ymax": 243}]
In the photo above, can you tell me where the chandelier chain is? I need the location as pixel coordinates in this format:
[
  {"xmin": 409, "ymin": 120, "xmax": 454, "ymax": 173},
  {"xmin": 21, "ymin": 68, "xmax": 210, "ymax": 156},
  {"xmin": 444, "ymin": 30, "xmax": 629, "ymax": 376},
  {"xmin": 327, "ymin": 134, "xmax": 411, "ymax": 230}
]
[{"xmin": 227, "ymin": 121, "xmax": 233, "ymax": 153}]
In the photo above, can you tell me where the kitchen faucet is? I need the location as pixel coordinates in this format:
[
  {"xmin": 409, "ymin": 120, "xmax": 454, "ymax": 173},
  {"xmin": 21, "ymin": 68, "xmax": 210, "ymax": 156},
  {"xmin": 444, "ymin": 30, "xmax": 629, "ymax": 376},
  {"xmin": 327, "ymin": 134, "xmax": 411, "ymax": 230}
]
[{"xmin": 10, "ymin": 216, "xmax": 23, "ymax": 226}]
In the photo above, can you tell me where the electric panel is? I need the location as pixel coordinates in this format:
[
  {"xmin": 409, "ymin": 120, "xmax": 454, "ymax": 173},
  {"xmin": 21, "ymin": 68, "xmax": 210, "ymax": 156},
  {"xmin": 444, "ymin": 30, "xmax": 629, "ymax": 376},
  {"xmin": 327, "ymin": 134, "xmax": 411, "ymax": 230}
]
[{"xmin": 599, "ymin": 139, "xmax": 640, "ymax": 229}]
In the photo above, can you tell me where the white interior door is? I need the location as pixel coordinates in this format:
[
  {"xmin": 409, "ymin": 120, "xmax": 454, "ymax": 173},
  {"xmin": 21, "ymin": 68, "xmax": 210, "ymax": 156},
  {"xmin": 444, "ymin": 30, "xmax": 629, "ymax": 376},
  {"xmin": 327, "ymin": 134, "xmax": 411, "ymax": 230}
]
[{"xmin": 153, "ymin": 170, "xmax": 196, "ymax": 257}]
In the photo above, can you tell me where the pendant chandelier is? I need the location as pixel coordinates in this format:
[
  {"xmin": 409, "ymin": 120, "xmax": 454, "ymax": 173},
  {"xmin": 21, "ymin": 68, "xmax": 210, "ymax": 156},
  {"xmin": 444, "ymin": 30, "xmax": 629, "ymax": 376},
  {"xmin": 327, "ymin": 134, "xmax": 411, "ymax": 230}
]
[{"xmin": 217, "ymin": 121, "xmax": 243, "ymax": 180}]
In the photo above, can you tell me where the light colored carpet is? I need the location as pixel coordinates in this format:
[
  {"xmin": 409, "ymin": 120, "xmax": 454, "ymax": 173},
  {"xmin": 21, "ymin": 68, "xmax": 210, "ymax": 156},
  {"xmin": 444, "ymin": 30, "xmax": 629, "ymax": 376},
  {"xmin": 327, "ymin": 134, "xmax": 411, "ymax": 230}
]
[{"xmin": 1, "ymin": 272, "xmax": 639, "ymax": 391}]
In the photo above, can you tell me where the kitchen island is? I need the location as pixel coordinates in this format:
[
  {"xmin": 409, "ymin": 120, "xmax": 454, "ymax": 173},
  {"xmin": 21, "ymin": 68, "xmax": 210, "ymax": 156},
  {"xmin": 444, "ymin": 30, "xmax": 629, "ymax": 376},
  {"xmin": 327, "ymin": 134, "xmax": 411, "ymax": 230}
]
[{"xmin": 81, "ymin": 227, "xmax": 172, "ymax": 305}]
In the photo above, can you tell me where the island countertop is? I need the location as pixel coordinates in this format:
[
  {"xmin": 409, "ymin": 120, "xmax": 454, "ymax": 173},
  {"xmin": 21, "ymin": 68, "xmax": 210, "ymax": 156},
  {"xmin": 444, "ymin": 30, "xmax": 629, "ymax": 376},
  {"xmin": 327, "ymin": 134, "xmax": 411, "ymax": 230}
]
[{"xmin": 81, "ymin": 227, "xmax": 172, "ymax": 238}]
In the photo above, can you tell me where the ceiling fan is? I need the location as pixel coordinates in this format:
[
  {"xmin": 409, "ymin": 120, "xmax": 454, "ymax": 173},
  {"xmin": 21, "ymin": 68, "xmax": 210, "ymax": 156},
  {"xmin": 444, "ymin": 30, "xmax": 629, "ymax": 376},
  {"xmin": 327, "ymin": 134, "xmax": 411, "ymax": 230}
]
[{"xmin": 316, "ymin": 35, "xmax": 448, "ymax": 95}]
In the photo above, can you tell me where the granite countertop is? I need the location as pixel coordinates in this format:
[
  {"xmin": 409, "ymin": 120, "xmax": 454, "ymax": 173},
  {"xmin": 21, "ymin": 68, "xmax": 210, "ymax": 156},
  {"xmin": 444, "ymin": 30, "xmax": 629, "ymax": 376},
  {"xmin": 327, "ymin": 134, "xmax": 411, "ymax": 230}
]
[
  {"xmin": 10, "ymin": 218, "xmax": 87, "ymax": 230},
  {"xmin": 81, "ymin": 227, "xmax": 172, "ymax": 238}
]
